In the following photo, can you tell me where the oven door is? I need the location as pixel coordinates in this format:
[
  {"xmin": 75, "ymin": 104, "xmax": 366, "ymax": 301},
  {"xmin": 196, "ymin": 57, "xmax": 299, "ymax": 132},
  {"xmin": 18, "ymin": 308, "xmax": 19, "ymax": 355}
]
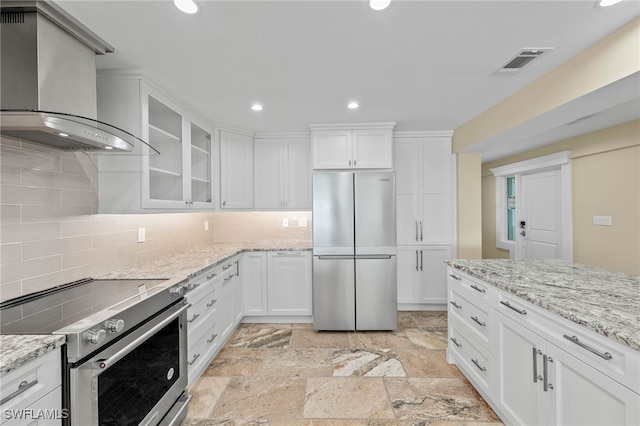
[{"xmin": 69, "ymin": 301, "xmax": 189, "ymax": 426}]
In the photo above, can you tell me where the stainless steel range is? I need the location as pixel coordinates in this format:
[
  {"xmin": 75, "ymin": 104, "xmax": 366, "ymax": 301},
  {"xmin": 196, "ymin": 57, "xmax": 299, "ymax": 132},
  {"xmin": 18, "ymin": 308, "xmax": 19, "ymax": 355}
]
[{"xmin": 0, "ymin": 278, "xmax": 191, "ymax": 426}]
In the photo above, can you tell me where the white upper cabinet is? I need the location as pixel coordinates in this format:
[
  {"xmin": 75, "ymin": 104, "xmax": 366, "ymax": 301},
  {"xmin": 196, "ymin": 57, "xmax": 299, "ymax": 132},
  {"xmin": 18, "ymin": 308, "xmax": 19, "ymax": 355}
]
[
  {"xmin": 393, "ymin": 135, "xmax": 453, "ymax": 245},
  {"xmin": 219, "ymin": 129, "xmax": 254, "ymax": 209},
  {"xmin": 97, "ymin": 76, "xmax": 215, "ymax": 212},
  {"xmin": 254, "ymin": 135, "xmax": 311, "ymax": 209},
  {"xmin": 310, "ymin": 123, "xmax": 395, "ymax": 169}
]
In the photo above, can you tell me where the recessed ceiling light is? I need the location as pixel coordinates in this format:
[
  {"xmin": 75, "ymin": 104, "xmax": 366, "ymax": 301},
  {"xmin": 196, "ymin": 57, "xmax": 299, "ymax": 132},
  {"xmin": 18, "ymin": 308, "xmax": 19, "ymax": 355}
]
[
  {"xmin": 251, "ymin": 104, "xmax": 263, "ymax": 111},
  {"xmin": 347, "ymin": 102, "xmax": 359, "ymax": 109},
  {"xmin": 370, "ymin": 0, "xmax": 392, "ymax": 11},
  {"xmin": 598, "ymin": 0, "xmax": 624, "ymax": 6},
  {"xmin": 58, "ymin": 132, "xmax": 69, "ymax": 137},
  {"xmin": 104, "ymin": 146, "xmax": 113, "ymax": 150},
  {"xmin": 174, "ymin": 0, "xmax": 199, "ymax": 15}
]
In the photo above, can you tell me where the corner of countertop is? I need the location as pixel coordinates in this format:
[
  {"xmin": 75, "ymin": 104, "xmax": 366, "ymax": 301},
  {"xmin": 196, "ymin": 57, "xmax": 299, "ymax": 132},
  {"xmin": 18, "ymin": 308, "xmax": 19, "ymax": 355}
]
[{"xmin": 0, "ymin": 335, "xmax": 66, "ymax": 376}]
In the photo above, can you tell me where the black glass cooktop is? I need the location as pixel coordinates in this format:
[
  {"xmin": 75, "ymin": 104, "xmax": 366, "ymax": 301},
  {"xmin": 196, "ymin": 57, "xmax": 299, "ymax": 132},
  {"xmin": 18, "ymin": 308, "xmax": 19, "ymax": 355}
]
[{"xmin": 0, "ymin": 278, "xmax": 167, "ymax": 335}]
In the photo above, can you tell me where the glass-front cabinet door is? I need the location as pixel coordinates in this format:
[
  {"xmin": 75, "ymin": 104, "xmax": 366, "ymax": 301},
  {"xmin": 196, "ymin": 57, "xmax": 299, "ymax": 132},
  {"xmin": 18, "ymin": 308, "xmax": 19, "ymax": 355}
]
[{"xmin": 141, "ymin": 82, "xmax": 214, "ymax": 209}]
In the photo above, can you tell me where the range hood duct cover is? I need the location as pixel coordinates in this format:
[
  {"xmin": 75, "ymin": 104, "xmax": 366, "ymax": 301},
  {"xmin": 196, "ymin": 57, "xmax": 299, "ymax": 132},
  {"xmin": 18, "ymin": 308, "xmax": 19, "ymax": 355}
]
[{"xmin": 0, "ymin": 1, "xmax": 158, "ymax": 154}]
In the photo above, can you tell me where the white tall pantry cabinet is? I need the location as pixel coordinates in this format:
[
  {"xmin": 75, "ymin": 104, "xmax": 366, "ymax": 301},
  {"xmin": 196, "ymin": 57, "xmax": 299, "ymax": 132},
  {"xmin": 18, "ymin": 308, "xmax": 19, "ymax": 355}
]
[{"xmin": 393, "ymin": 133, "xmax": 455, "ymax": 309}]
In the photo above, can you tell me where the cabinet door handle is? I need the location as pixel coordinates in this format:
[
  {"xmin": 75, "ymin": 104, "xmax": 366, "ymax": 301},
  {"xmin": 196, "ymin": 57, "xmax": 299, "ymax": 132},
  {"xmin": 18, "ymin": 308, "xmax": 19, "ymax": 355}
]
[
  {"xmin": 470, "ymin": 284, "xmax": 486, "ymax": 293},
  {"xmin": 420, "ymin": 250, "xmax": 423, "ymax": 271},
  {"xmin": 223, "ymin": 264, "xmax": 233, "ymax": 270},
  {"xmin": 449, "ymin": 273, "xmax": 461, "ymax": 281},
  {"xmin": 415, "ymin": 250, "xmax": 419, "ymax": 271},
  {"xmin": 471, "ymin": 358, "xmax": 487, "ymax": 372},
  {"xmin": 415, "ymin": 221, "xmax": 419, "ymax": 241},
  {"xmin": 562, "ymin": 334, "xmax": 612, "ymax": 360},
  {"xmin": 420, "ymin": 220, "xmax": 423, "ymax": 241},
  {"xmin": 206, "ymin": 273, "xmax": 217, "ymax": 280},
  {"xmin": 532, "ymin": 347, "xmax": 542, "ymax": 383},
  {"xmin": 353, "ymin": 160, "xmax": 356, "ymax": 167},
  {"xmin": 0, "ymin": 379, "xmax": 39, "ymax": 405},
  {"xmin": 450, "ymin": 300, "xmax": 462, "ymax": 309},
  {"xmin": 224, "ymin": 275, "xmax": 233, "ymax": 281},
  {"xmin": 207, "ymin": 333, "xmax": 218, "ymax": 344},
  {"xmin": 450, "ymin": 337, "xmax": 462, "ymax": 348},
  {"xmin": 235, "ymin": 260, "xmax": 240, "ymax": 277},
  {"xmin": 500, "ymin": 300, "xmax": 527, "ymax": 315},
  {"xmin": 222, "ymin": 201, "xmax": 226, "ymax": 206},
  {"xmin": 543, "ymin": 354, "xmax": 554, "ymax": 392},
  {"xmin": 188, "ymin": 353, "xmax": 200, "ymax": 366},
  {"xmin": 348, "ymin": 160, "xmax": 352, "ymax": 167},
  {"xmin": 187, "ymin": 313, "xmax": 200, "ymax": 323},
  {"xmin": 206, "ymin": 299, "xmax": 217, "ymax": 308},
  {"xmin": 471, "ymin": 316, "xmax": 486, "ymax": 327}
]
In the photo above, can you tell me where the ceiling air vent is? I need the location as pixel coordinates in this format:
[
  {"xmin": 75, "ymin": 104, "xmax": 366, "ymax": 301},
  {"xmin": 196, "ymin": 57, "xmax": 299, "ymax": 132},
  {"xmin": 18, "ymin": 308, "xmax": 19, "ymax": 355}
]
[
  {"xmin": 497, "ymin": 48, "xmax": 552, "ymax": 73},
  {"xmin": 1, "ymin": 11, "xmax": 25, "ymax": 24}
]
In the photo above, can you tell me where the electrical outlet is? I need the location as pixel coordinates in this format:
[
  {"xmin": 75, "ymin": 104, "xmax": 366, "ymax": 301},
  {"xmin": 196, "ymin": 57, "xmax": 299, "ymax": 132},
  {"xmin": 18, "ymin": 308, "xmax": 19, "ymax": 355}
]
[
  {"xmin": 593, "ymin": 216, "xmax": 613, "ymax": 226},
  {"xmin": 282, "ymin": 218, "xmax": 289, "ymax": 227},
  {"xmin": 204, "ymin": 221, "xmax": 209, "ymax": 231},
  {"xmin": 298, "ymin": 218, "xmax": 307, "ymax": 227},
  {"xmin": 137, "ymin": 227, "xmax": 146, "ymax": 243}
]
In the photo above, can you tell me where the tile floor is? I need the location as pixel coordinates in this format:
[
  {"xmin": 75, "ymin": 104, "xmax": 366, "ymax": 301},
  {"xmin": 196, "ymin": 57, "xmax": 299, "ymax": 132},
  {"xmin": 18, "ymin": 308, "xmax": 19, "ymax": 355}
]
[{"xmin": 182, "ymin": 311, "xmax": 502, "ymax": 425}]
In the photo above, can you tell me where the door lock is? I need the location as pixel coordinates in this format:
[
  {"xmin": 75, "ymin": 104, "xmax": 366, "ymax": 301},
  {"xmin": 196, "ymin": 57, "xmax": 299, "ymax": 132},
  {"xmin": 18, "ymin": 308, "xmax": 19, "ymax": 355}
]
[{"xmin": 520, "ymin": 230, "xmax": 526, "ymax": 237}]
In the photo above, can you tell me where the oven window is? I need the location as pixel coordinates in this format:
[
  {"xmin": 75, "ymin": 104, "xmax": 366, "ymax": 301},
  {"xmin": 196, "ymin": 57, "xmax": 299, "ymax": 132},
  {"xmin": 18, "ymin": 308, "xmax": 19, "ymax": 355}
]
[{"xmin": 98, "ymin": 318, "xmax": 180, "ymax": 426}]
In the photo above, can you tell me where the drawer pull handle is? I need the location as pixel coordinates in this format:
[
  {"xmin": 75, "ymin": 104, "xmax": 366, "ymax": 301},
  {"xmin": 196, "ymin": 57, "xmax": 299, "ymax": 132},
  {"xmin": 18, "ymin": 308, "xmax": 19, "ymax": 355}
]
[
  {"xmin": 190, "ymin": 282, "xmax": 201, "ymax": 290},
  {"xmin": 0, "ymin": 379, "xmax": 39, "ymax": 405},
  {"xmin": 450, "ymin": 337, "xmax": 462, "ymax": 348},
  {"xmin": 206, "ymin": 299, "xmax": 217, "ymax": 308},
  {"xmin": 543, "ymin": 354, "xmax": 554, "ymax": 392},
  {"xmin": 470, "ymin": 284, "xmax": 486, "ymax": 293},
  {"xmin": 500, "ymin": 300, "xmax": 527, "ymax": 315},
  {"xmin": 471, "ymin": 358, "xmax": 487, "ymax": 372},
  {"xmin": 449, "ymin": 300, "xmax": 462, "ymax": 309},
  {"xmin": 222, "ymin": 264, "xmax": 233, "ymax": 270},
  {"xmin": 276, "ymin": 252, "xmax": 303, "ymax": 257},
  {"xmin": 188, "ymin": 353, "xmax": 200, "ymax": 366},
  {"xmin": 207, "ymin": 333, "xmax": 218, "ymax": 344},
  {"xmin": 449, "ymin": 273, "xmax": 461, "ymax": 281},
  {"xmin": 206, "ymin": 273, "xmax": 217, "ymax": 280},
  {"xmin": 471, "ymin": 316, "xmax": 486, "ymax": 327},
  {"xmin": 187, "ymin": 313, "xmax": 200, "ymax": 323},
  {"xmin": 563, "ymin": 334, "xmax": 612, "ymax": 360},
  {"xmin": 224, "ymin": 276, "xmax": 233, "ymax": 281},
  {"xmin": 532, "ymin": 347, "xmax": 542, "ymax": 383}
]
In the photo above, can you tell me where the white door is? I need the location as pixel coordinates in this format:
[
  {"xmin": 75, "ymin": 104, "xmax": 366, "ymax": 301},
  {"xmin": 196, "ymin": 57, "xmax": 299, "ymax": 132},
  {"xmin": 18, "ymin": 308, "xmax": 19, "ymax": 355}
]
[{"xmin": 519, "ymin": 169, "xmax": 562, "ymax": 259}]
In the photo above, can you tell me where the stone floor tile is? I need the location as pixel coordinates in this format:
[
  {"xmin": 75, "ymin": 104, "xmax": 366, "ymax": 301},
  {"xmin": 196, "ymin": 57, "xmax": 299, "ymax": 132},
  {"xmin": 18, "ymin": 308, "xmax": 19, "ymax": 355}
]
[
  {"xmin": 405, "ymin": 329, "xmax": 448, "ymax": 350},
  {"xmin": 202, "ymin": 348, "xmax": 266, "ymax": 377},
  {"xmin": 259, "ymin": 348, "xmax": 334, "ymax": 377},
  {"xmin": 303, "ymin": 377, "xmax": 395, "ymax": 420},
  {"xmin": 187, "ymin": 377, "xmax": 231, "ymax": 418},
  {"xmin": 290, "ymin": 329, "xmax": 351, "ymax": 349},
  {"xmin": 332, "ymin": 349, "xmax": 405, "ymax": 377},
  {"xmin": 229, "ymin": 327, "xmax": 292, "ymax": 349},
  {"xmin": 349, "ymin": 331, "xmax": 414, "ymax": 350},
  {"xmin": 384, "ymin": 378, "xmax": 500, "ymax": 423},
  {"xmin": 210, "ymin": 376, "xmax": 307, "ymax": 421},
  {"xmin": 411, "ymin": 312, "xmax": 448, "ymax": 330},
  {"xmin": 394, "ymin": 349, "xmax": 464, "ymax": 379}
]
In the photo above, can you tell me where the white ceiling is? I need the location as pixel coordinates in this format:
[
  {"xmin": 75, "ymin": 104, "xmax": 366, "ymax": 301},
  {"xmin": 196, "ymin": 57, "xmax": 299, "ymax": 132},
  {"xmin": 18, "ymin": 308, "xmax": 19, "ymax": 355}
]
[{"xmin": 56, "ymin": 0, "xmax": 640, "ymax": 162}]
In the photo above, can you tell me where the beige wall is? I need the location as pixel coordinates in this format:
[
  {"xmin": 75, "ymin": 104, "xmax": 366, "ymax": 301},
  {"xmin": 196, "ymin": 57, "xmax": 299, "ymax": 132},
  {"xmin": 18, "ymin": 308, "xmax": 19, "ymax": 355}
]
[
  {"xmin": 0, "ymin": 136, "xmax": 311, "ymax": 302},
  {"xmin": 456, "ymin": 153, "xmax": 482, "ymax": 259},
  {"xmin": 481, "ymin": 120, "xmax": 640, "ymax": 275}
]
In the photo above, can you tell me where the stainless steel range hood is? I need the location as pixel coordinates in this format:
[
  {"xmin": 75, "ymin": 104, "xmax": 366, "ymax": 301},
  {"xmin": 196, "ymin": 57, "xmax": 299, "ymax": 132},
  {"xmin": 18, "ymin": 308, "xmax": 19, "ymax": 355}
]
[{"xmin": 0, "ymin": 1, "xmax": 158, "ymax": 154}]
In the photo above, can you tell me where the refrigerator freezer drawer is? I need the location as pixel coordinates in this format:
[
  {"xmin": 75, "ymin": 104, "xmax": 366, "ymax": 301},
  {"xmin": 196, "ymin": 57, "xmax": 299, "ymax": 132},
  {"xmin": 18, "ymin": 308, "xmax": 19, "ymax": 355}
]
[
  {"xmin": 313, "ymin": 256, "xmax": 355, "ymax": 330},
  {"xmin": 356, "ymin": 257, "xmax": 397, "ymax": 331}
]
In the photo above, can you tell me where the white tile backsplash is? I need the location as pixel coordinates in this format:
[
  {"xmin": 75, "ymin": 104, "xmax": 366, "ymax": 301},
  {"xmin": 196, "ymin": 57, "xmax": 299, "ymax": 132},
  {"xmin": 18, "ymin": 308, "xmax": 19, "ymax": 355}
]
[{"xmin": 0, "ymin": 136, "xmax": 311, "ymax": 302}]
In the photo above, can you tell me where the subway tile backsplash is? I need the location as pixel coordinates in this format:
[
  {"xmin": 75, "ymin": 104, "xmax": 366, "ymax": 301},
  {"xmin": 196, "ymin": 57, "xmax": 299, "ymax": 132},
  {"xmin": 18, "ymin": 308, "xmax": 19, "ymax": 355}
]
[{"xmin": 0, "ymin": 136, "xmax": 311, "ymax": 302}]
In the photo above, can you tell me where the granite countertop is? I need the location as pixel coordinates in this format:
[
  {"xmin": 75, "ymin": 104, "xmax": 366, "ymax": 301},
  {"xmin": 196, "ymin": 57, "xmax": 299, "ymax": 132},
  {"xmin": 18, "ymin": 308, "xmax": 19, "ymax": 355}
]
[
  {"xmin": 1, "ymin": 241, "xmax": 311, "ymax": 373},
  {"xmin": 96, "ymin": 240, "xmax": 312, "ymax": 280},
  {"xmin": 446, "ymin": 258, "xmax": 640, "ymax": 352},
  {"xmin": 0, "ymin": 335, "xmax": 66, "ymax": 376}
]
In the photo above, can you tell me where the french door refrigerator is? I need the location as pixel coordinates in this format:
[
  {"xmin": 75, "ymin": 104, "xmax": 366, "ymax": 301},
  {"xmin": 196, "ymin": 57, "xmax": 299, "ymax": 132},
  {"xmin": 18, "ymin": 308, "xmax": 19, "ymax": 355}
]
[{"xmin": 312, "ymin": 171, "xmax": 397, "ymax": 331}]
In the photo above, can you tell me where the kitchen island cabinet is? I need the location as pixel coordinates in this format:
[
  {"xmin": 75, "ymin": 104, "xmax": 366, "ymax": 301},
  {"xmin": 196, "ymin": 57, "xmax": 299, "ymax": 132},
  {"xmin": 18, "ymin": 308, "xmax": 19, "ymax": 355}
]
[{"xmin": 446, "ymin": 259, "xmax": 640, "ymax": 426}]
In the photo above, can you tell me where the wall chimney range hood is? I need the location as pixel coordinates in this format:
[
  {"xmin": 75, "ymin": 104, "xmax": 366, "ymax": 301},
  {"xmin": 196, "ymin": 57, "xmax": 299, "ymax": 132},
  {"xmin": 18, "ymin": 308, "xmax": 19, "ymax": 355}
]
[{"xmin": 0, "ymin": 1, "xmax": 158, "ymax": 154}]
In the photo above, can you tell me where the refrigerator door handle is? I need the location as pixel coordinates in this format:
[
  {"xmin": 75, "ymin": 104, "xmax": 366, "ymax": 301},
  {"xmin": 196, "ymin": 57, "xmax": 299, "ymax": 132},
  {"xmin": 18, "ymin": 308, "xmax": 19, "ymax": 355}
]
[
  {"xmin": 415, "ymin": 250, "xmax": 419, "ymax": 271},
  {"xmin": 420, "ymin": 250, "xmax": 423, "ymax": 271},
  {"xmin": 420, "ymin": 220, "xmax": 423, "ymax": 241},
  {"xmin": 354, "ymin": 254, "xmax": 392, "ymax": 260},
  {"xmin": 415, "ymin": 221, "xmax": 419, "ymax": 241},
  {"xmin": 317, "ymin": 255, "xmax": 354, "ymax": 260}
]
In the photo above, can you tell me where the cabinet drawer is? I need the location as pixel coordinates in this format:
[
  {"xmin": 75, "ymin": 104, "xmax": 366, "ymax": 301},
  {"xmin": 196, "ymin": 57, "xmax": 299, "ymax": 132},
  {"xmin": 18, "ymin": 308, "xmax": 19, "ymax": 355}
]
[
  {"xmin": 495, "ymin": 291, "xmax": 640, "ymax": 394},
  {"xmin": 187, "ymin": 307, "xmax": 217, "ymax": 350},
  {"xmin": 1, "ymin": 386, "xmax": 62, "ymax": 426},
  {"xmin": 449, "ymin": 286, "xmax": 493, "ymax": 350},
  {"xmin": 187, "ymin": 321, "xmax": 220, "ymax": 384},
  {"xmin": 447, "ymin": 268, "xmax": 495, "ymax": 305},
  {"xmin": 0, "ymin": 349, "xmax": 61, "ymax": 420},
  {"xmin": 186, "ymin": 283, "xmax": 219, "ymax": 332},
  {"xmin": 448, "ymin": 318, "xmax": 494, "ymax": 398}
]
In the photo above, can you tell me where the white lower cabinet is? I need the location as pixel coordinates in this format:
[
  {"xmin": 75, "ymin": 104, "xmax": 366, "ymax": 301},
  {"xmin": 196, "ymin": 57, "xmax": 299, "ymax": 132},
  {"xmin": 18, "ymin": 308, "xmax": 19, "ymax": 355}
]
[
  {"xmin": 397, "ymin": 246, "xmax": 451, "ymax": 308},
  {"xmin": 266, "ymin": 251, "xmax": 312, "ymax": 316},
  {"xmin": 447, "ymin": 267, "xmax": 640, "ymax": 426},
  {"xmin": 0, "ymin": 349, "xmax": 62, "ymax": 426},
  {"xmin": 242, "ymin": 252, "xmax": 268, "ymax": 316}
]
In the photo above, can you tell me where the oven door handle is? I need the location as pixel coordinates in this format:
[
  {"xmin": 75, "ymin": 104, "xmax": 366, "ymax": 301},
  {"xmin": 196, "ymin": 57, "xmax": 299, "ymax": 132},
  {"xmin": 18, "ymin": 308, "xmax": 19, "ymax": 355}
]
[{"xmin": 95, "ymin": 302, "xmax": 190, "ymax": 370}]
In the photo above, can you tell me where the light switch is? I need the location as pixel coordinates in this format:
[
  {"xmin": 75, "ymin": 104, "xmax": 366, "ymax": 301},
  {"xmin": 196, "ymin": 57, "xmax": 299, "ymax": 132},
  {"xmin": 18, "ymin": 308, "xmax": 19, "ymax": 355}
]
[
  {"xmin": 137, "ymin": 227, "xmax": 146, "ymax": 243},
  {"xmin": 593, "ymin": 216, "xmax": 613, "ymax": 226},
  {"xmin": 204, "ymin": 221, "xmax": 209, "ymax": 231}
]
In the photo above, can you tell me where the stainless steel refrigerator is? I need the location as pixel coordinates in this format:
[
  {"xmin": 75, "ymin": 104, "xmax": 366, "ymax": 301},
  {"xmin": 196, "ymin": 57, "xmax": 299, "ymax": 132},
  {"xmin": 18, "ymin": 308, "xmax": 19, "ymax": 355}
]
[{"xmin": 312, "ymin": 171, "xmax": 397, "ymax": 331}]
